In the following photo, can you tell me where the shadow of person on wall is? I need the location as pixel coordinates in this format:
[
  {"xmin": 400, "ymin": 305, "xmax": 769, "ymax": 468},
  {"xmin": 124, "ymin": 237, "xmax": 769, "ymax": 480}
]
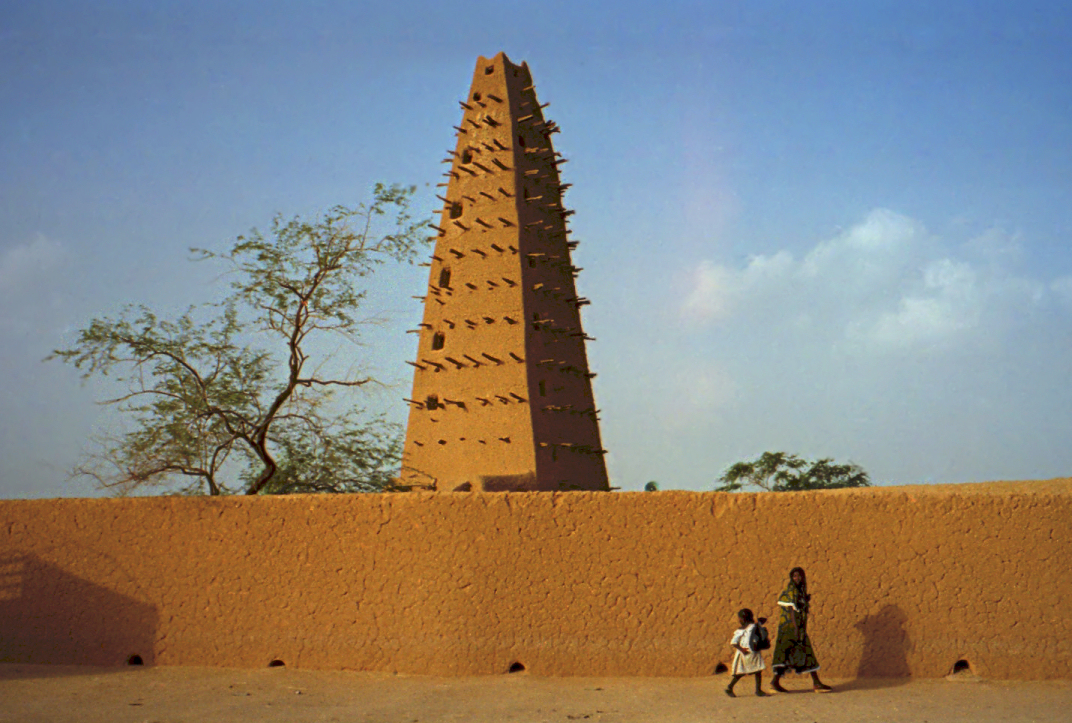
[{"xmin": 838, "ymin": 605, "xmax": 911, "ymax": 691}]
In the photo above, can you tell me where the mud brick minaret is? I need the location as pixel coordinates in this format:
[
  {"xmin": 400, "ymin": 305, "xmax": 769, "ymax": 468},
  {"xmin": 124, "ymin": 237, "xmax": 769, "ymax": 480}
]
[{"xmin": 400, "ymin": 53, "xmax": 609, "ymax": 493}]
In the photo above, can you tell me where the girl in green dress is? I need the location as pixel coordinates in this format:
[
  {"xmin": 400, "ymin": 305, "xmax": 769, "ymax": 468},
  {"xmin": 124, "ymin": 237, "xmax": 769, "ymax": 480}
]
[{"xmin": 770, "ymin": 567, "xmax": 833, "ymax": 693}]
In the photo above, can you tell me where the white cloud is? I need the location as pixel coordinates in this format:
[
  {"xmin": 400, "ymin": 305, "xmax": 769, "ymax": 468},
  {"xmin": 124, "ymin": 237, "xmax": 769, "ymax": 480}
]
[
  {"xmin": 682, "ymin": 260, "xmax": 735, "ymax": 321},
  {"xmin": 800, "ymin": 208, "xmax": 923, "ymax": 283},
  {"xmin": 866, "ymin": 258, "xmax": 980, "ymax": 347},
  {"xmin": 0, "ymin": 235, "xmax": 65, "ymax": 294},
  {"xmin": 681, "ymin": 209, "xmax": 1061, "ymax": 353}
]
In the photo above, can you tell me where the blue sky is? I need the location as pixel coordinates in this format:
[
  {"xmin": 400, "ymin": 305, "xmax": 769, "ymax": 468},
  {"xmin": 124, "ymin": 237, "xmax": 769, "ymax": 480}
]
[{"xmin": 2, "ymin": 0, "xmax": 1071, "ymax": 497}]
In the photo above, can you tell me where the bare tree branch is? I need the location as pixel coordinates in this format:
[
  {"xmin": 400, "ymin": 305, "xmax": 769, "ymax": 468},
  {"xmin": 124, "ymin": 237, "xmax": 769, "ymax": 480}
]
[{"xmin": 49, "ymin": 183, "xmax": 428, "ymax": 496}]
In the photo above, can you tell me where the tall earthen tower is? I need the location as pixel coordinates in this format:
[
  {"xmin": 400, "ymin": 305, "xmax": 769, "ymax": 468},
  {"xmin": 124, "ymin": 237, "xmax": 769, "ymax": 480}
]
[{"xmin": 400, "ymin": 53, "xmax": 609, "ymax": 493}]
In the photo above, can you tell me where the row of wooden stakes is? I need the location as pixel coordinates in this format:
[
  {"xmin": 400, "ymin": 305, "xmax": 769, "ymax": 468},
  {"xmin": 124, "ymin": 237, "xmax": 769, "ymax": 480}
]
[
  {"xmin": 411, "ymin": 316, "xmax": 518, "ymax": 330},
  {"xmin": 541, "ymin": 404, "xmax": 601, "ymax": 420},
  {"xmin": 449, "ymin": 113, "xmax": 560, "ymax": 139},
  {"xmin": 536, "ymin": 441, "xmax": 608, "ymax": 455},
  {"xmin": 406, "ymin": 351, "xmax": 524, "ymax": 372},
  {"xmin": 404, "ymin": 390, "xmax": 528, "ymax": 410},
  {"xmin": 433, "ymin": 190, "xmax": 570, "ymax": 215},
  {"xmin": 409, "ymin": 436, "xmax": 514, "ymax": 447}
]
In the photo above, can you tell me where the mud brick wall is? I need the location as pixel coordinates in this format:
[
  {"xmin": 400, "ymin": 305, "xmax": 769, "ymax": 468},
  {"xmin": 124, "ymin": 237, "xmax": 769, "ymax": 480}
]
[{"xmin": 1, "ymin": 480, "xmax": 1068, "ymax": 679}]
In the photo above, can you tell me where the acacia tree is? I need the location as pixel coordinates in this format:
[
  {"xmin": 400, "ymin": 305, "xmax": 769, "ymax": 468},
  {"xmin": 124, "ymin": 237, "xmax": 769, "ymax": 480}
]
[
  {"xmin": 714, "ymin": 451, "xmax": 871, "ymax": 492},
  {"xmin": 49, "ymin": 183, "xmax": 426, "ymax": 496}
]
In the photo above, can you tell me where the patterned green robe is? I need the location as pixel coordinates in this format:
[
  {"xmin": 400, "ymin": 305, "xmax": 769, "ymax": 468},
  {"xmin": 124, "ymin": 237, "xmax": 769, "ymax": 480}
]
[{"xmin": 771, "ymin": 582, "xmax": 820, "ymax": 674}]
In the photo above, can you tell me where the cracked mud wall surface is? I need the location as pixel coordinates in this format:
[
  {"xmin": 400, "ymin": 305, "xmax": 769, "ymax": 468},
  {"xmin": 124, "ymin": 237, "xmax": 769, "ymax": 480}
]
[{"xmin": 1, "ymin": 479, "xmax": 1069, "ymax": 678}]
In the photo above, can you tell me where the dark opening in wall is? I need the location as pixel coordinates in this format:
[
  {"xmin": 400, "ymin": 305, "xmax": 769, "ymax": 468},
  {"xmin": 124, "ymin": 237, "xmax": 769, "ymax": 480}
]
[
  {"xmin": 517, "ymin": 135, "xmax": 525, "ymax": 147},
  {"xmin": 432, "ymin": 332, "xmax": 445, "ymax": 350},
  {"xmin": 951, "ymin": 659, "xmax": 972, "ymax": 675},
  {"xmin": 527, "ymin": 255, "xmax": 537, "ymax": 268},
  {"xmin": 127, "ymin": 654, "xmax": 144, "ymax": 666},
  {"xmin": 485, "ymin": 65, "xmax": 494, "ymax": 75},
  {"xmin": 472, "ymin": 92, "xmax": 482, "ymax": 101},
  {"xmin": 714, "ymin": 662, "xmax": 728, "ymax": 674},
  {"xmin": 461, "ymin": 149, "xmax": 473, "ymax": 164},
  {"xmin": 426, "ymin": 394, "xmax": 440, "ymax": 410},
  {"xmin": 449, "ymin": 202, "xmax": 462, "ymax": 219},
  {"xmin": 438, "ymin": 267, "xmax": 452, "ymax": 288},
  {"xmin": 508, "ymin": 661, "xmax": 526, "ymax": 673},
  {"xmin": 538, "ymin": 381, "xmax": 546, "ymax": 396},
  {"xmin": 268, "ymin": 659, "xmax": 285, "ymax": 668}
]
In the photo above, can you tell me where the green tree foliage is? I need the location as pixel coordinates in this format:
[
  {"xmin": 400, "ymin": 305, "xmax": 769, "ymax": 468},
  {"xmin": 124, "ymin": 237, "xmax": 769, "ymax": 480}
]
[
  {"xmin": 49, "ymin": 184, "xmax": 426, "ymax": 496},
  {"xmin": 644, "ymin": 481, "xmax": 660, "ymax": 491},
  {"xmin": 714, "ymin": 451, "xmax": 871, "ymax": 492}
]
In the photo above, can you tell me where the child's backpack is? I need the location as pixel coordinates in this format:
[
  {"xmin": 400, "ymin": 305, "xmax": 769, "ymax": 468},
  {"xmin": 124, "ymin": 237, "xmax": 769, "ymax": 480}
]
[{"xmin": 749, "ymin": 617, "xmax": 771, "ymax": 652}]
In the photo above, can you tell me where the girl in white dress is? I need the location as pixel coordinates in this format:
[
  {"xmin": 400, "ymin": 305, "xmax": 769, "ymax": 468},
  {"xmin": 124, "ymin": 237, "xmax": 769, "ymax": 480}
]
[{"xmin": 725, "ymin": 608, "xmax": 767, "ymax": 697}]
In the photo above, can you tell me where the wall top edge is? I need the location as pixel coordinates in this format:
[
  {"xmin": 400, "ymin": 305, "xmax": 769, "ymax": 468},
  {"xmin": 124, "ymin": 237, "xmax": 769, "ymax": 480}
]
[{"xmin": 2, "ymin": 478, "xmax": 1070, "ymax": 505}]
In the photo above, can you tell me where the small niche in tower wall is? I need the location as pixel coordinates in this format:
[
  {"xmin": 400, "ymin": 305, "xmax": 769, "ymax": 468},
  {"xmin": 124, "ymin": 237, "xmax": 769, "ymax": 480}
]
[
  {"xmin": 432, "ymin": 332, "xmax": 446, "ymax": 350},
  {"xmin": 517, "ymin": 135, "xmax": 525, "ymax": 147},
  {"xmin": 461, "ymin": 148, "xmax": 473, "ymax": 164},
  {"xmin": 449, "ymin": 202, "xmax": 462, "ymax": 219},
  {"xmin": 426, "ymin": 395, "xmax": 441, "ymax": 410},
  {"xmin": 472, "ymin": 92, "xmax": 482, "ymax": 101},
  {"xmin": 439, "ymin": 267, "xmax": 452, "ymax": 288},
  {"xmin": 485, "ymin": 65, "xmax": 494, "ymax": 75}
]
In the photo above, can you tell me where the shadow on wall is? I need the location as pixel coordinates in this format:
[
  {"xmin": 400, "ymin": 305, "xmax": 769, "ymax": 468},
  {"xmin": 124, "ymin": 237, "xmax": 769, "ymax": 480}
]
[
  {"xmin": 480, "ymin": 473, "xmax": 538, "ymax": 492},
  {"xmin": 0, "ymin": 552, "xmax": 157, "ymax": 668},
  {"xmin": 850, "ymin": 605, "xmax": 911, "ymax": 685}
]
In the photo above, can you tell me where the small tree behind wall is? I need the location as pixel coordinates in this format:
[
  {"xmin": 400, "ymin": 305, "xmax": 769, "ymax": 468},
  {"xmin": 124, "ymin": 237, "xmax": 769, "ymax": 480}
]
[{"xmin": 714, "ymin": 451, "xmax": 872, "ymax": 492}]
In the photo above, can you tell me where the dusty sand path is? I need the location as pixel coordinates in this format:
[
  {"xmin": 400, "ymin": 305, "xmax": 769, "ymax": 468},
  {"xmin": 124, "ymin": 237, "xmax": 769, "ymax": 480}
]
[{"xmin": 2, "ymin": 665, "xmax": 1069, "ymax": 723}]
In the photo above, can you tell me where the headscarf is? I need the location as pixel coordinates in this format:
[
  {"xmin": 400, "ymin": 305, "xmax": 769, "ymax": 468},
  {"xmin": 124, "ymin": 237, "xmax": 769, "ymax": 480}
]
[{"xmin": 786, "ymin": 566, "xmax": 810, "ymax": 613}]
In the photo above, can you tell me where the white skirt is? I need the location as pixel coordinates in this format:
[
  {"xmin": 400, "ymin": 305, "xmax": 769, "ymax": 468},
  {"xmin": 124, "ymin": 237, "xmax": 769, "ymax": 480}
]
[{"xmin": 731, "ymin": 650, "xmax": 766, "ymax": 675}]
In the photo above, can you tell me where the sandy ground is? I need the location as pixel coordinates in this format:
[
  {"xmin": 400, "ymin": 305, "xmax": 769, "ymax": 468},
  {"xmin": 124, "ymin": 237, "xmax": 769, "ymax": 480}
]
[{"xmin": 1, "ymin": 665, "xmax": 1070, "ymax": 723}]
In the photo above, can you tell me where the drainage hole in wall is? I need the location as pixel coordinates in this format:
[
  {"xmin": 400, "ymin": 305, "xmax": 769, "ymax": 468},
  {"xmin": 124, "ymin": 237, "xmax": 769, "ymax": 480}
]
[
  {"xmin": 713, "ymin": 662, "xmax": 728, "ymax": 674},
  {"xmin": 127, "ymin": 654, "xmax": 144, "ymax": 666},
  {"xmin": 508, "ymin": 661, "xmax": 526, "ymax": 673},
  {"xmin": 951, "ymin": 659, "xmax": 972, "ymax": 675},
  {"xmin": 268, "ymin": 659, "xmax": 286, "ymax": 668}
]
